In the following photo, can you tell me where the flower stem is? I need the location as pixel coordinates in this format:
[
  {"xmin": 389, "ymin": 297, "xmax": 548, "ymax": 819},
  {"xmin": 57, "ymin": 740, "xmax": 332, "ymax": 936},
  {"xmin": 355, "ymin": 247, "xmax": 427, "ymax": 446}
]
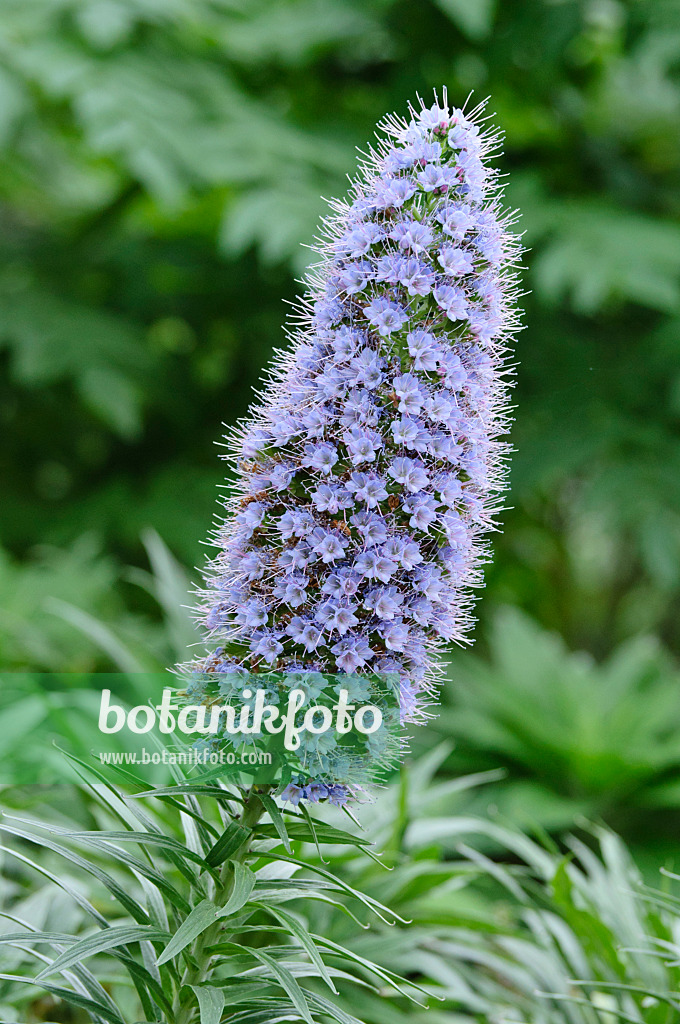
[{"xmin": 174, "ymin": 788, "xmax": 269, "ymax": 1024}]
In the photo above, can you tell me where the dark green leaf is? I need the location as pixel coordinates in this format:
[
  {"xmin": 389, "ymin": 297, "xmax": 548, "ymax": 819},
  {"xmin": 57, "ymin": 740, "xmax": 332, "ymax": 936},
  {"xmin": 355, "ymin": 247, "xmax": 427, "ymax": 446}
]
[{"xmin": 205, "ymin": 820, "xmax": 251, "ymax": 868}]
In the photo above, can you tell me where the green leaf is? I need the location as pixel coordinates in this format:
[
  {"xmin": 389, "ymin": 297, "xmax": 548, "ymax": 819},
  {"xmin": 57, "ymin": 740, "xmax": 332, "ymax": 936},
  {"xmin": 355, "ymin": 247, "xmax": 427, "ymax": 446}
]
[
  {"xmin": 233, "ymin": 946, "xmax": 314, "ymax": 1024},
  {"xmin": 255, "ymin": 904, "xmax": 337, "ymax": 994},
  {"xmin": 257, "ymin": 851, "xmax": 406, "ymax": 926},
  {"xmin": 309, "ymin": 933, "xmax": 430, "ymax": 1005},
  {"xmin": 29, "ymin": 825, "xmax": 196, "ymax": 909},
  {"xmin": 133, "ymin": 784, "xmax": 242, "ymax": 802},
  {"xmin": 219, "ymin": 861, "xmax": 256, "ymax": 919},
  {"xmin": 0, "ymin": 823, "xmax": 154, "ymax": 924},
  {"xmin": 0, "ymin": 842, "xmax": 108, "ymax": 928},
  {"xmin": 66, "ymin": 827, "xmax": 208, "ymax": 867},
  {"xmin": 157, "ymin": 862, "xmax": 255, "ymax": 965},
  {"xmin": 251, "ymin": 881, "xmax": 367, "ymax": 927},
  {"xmin": 258, "ymin": 793, "xmax": 291, "ymax": 854},
  {"xmin": 35, "ymin": 925, "xmax": 170, "ymax": 981},
  {"xmin": 255, "ymin": 819, "xmax": 372, "ymax": 849},
  {"xmin": 191, "ymin": 984, "xmax": 226, "ymax": 1024},
  {"xmin": 306, "ymin": 990, "xmax": 369, "ymax": 1024},
  {"xmin": 0, "ymin": 975, "xmax": 126, "ymax": 1024},
  {"xmin": 156, "ymin": 899, "xmax": 219, "ymax": 966},
  {"xmin": 2, "ymin": 915, "xmax": 173, "ymax": 1020},
  {"xmin": 205, "ymin": 821, "xmax": 251, "ymax": 868}
]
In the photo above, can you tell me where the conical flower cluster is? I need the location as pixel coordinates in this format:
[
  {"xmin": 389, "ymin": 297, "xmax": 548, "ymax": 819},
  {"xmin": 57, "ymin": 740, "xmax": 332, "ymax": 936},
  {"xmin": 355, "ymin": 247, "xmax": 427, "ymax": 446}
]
[{"xmin": 186, "ymin": 93, "xmax": 522, "ymax": 802}]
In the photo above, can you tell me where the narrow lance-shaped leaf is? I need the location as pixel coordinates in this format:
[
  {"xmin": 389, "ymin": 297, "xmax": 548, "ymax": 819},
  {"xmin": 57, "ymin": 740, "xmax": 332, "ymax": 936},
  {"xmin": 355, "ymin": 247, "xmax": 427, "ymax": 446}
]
[{"xmin": 156, "ymin": 862, "xmax": 255, "ymax": 966}]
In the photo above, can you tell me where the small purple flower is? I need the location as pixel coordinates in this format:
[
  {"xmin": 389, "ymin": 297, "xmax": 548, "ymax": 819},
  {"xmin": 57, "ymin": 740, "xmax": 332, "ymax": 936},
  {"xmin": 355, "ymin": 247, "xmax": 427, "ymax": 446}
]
[
  {"xmin": 350, "ymin": 348, "xmax": 385, "ymax": 389},
  {"xmin": 303, "ymin": 442, "xmax": 339, "ymax": 475},
  {"xmin": 437, "ymin": 472, "xmax": 464, "ymax": 506},
  {"xmin": 268, "ymin": 462, "xmax": 296, "ymax": 490},
  {"xmin": 393, "ymin": 373, "xmax": 424, "ymax": 414},
  {"xmin": 410, "ymin": 138, "xmax": 442, "ymax": 163},
  {"xmin": 241, "ymin": 430, "xmax": 268, "ymax": 457},
  {"xmin": 388, "ymin": 456, "xmax": 429, "ymax": 493},
  {"xmin": 391, "ymin": 219, "xmax": 433, "ymax": 253},
  {"xmin": 434, "ymin": 283, "xmax": 468, "ymax": 320},
  {"xmin": 409, "ymin": 597, "xmax": 434, "ymax": 626},
  {"xmin": 458, "ymin": 148, "xmax": 487, "ymax": 196},
  {"xmin": 346, "ymin": 471, "xmax": 388, "ymax": 508},
  {"xmin": 438, "ymin": 351, "xmax": 467, "ymax": 391},
  {"xmin": 299, "ymin": 623, "xmax": 324, "ymax": 652},
  {"xmin": 236, "ymin": 501, "xmax": 265, "ymax": 534},
  {"xmin": 279, "ymin": 542, "xmax": 311, "ymax": 571},
  {"xmin": 364, "ymin": 586, "xmax": 403, "ymax": 620},
  {"xmin": 314, "ymin": 297, "xmax": 345, "ymax": 328},
  {"xmin": 322, "ymin": 569, "xmax": 361, "ymax": 598},
  {"xmin": 467, "ymin": 309, "xmax": 497, "ymax": 346},
  {"xmin": 278, "ymin": 509, "xmax": 313, "ymax": 540},
  {"xmin": 274, "ymin": 575, "xmax": 309, "ymax": 608},
  {"xmin": 235, "ymin": 598, "xmax": 268, "ymax": 629},
  {"xmin": 415, "ymin": 566, "xmax": 446, "ymax": 602},
  {"xmin": 337, "ymin": 261, "xmax": 372, "ymax": 295},
  {"xmin": 317, "ymin": 601, "xmax": 359, "ymax": 635},
  {"xmin": 448, "ymin": 121, "xmax": 481, "ymax": 150},
  {"xmin": 314, "ymin": 366, "xmax": 346, "ymax": 400},
  {"xmin": 354, "ymin": 549, "xmax": 397, "ymax": 583},
  {"xmin": 374, "ymin": 254, "xmax": 403, "ymax": 284},
  {"xmin": 477, "ymin": 228, "xmax": 504, "ymax": 266},
  {"xmin": 342, "ymin": 388, "xmax": 379, "ymax": 426},
  {"xmin": 424, "ymin": 391, "xmax": 456, "ymax": 424},
  {"xmin": 280, "ymin": 783, "xmax": 304, "ymax": 806},
  {"xmin": 239, "ymin": 550, "xmax": 266, "ymax": 580},
  {"xmin": 398, "ymin": 258, "xmax": 436, "ymax": 296},
  {"xmin": 351, "ymin": 510, "xmax": 388, "ymax": 547},
  {"xmin": 388, "ymin": 537, "xmax": 423, "ymax": 570},
  {"xmin": 344, "ymin": 426, "xmax": 379, "ymax": 465},
  {"xmin": 418, "ymin": 103, "xmax": 449, "ymax": 130},
  {"xmin": 326, "ymin": 784, "xmax": 349, "ymax": 806},
  {"xmin": 285, "ymin": 616, "xmax": 307, "ymax": 642},
  {"xmin": 330, "ymin": 326, "xmax": 362, "ymax": 360},
  {"xmin": 270, "ymin": 416, "xmax": 301, "ymax": 446},
  {"xmin": 437, "ymin": 204, "xmax": 474, "ymax": 240},
  {"xmin": 331, "ymin": 634, "xmax": 374, "ymax": 672},
  {"xmin": 382, "ymin": 620, "xmax": 410, "ymax": 651},
  {"xmin": 339, "ymin": 221, "xmax": 384, "ymax": 257},
  {"xmin": 252, "ymin": 632, "xmax": 284, "ymax": 664},
  {"xmin": 403, "ymin": 494, "xmax": 439, "ymax": 532},
  {"xmin": 407, "ymin": 330, "xmax": 440, "ymax": 372},
  {"xmin": 418, "ymin": 163, "xmax": 450, "ymax": 191},
  {"xmin": 391, "ymin": 416, "xmax": 420, "ymax": 448},
  {"xmin": 439, "ymin": 246, "xmax": 474, "ymax": 276},
  {"xmin": 440, "ymin": 510, "xmax": 469, "ymax": 547},
  {"xmin": 364, "ymin": 297, "xmax": 408, "ymax": 336},
  {"xmin": 374, "ymin": 176, "xmax": 417, "ymax": 209},
  {"xmin": 312, "ymin": 483, "xmax": 348, "ymax": 513},
  {"xmin": 311, "ymin": 529, "xmax": 349, "ymax": 563}
]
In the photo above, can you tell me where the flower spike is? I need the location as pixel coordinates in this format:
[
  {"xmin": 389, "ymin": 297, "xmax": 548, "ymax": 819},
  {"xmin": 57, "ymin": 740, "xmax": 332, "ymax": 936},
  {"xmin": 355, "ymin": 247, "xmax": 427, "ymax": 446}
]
[{"xmin": 183, "ymin": 91, "xmax": 523, "ymax": 803}]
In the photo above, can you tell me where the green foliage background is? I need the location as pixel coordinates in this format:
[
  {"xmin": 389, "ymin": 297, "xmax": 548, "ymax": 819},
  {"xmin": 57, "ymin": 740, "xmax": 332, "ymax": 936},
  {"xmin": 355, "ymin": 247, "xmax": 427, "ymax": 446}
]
[{"xmin": 2, "ymin": 0, "xmax": 680, "ymax": 852}]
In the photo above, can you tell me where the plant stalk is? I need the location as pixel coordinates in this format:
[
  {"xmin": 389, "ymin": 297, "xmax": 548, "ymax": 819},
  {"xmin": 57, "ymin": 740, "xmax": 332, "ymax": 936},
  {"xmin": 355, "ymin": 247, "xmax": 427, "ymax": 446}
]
[{"xmin": 173, "ymin": 787, "xmax": 269, "ymax": 1024}]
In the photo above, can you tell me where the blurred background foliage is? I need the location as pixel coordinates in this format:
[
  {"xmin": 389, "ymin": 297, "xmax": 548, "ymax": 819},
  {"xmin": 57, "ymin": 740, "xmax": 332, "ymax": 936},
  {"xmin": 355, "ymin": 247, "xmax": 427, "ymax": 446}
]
[{"xmin": 2, "ymin": 0, "xmax": 680, "ymax": 856}]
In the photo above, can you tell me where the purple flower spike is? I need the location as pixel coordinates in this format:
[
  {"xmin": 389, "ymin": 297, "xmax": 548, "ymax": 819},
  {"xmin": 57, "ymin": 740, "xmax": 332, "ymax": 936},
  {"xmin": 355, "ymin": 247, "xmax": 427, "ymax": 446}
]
[{"xmin": 186, "ymin": 90, "xmax": 523, "ymax": 803}]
